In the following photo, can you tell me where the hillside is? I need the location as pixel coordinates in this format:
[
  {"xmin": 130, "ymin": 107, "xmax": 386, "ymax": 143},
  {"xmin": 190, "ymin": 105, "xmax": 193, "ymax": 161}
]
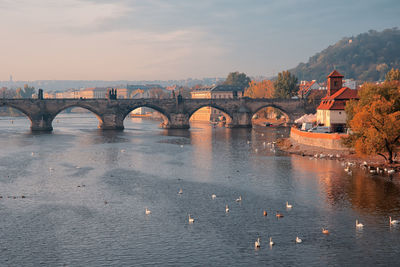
[{"xmin": 290, "ymin": 28, "xmax": 400, "ymax": 82}]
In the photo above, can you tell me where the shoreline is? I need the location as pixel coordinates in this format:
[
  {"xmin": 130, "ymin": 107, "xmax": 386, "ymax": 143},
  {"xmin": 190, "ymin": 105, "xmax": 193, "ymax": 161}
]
[{"xmin": 277, "ymin": 137, "xmax": 400, "ymax": 175}]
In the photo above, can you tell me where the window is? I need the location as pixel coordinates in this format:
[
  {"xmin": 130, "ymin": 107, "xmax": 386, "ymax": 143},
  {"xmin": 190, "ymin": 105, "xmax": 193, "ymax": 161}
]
[{"xmin": 334, "ymin": 81, "xmax": 337, "ymax": 87}]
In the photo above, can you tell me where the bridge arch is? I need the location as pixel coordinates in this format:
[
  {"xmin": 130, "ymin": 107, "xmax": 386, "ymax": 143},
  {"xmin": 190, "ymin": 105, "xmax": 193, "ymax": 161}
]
[
  {"xmin": 51, "ymin": 104, "xmax": 105, "ymax": 129},
  {"xmin": 121, "ymin": 104, "xmax": 171, "ymax": 128},
  {"xmin": 188, "ymin": 104, "xmax": 233, "ymax": 125},
  {"xmin": 251, "ymin": 104, "xmax": 292, "ymax": 123},
  {"xmin": 0, "ymin": 102, "xmax": 34, "ymax": 125}
]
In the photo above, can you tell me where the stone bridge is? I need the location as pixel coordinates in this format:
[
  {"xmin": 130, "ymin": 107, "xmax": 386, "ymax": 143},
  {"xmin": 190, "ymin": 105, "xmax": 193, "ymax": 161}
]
[{"xmin": 0, "ymin": 98, "xmax": 317, "ymax": 131}]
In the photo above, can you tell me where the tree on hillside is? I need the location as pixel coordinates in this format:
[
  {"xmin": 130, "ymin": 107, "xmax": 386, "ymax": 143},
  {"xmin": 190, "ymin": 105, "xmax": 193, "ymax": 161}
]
[
  {"xmin": 289, "ymin": 28, "xmax": 400, "ymax": 82},
  {"xmin": 223, "ymin": 72, "xmax": 251, "ymax": 90},
  {"xmin": 385, "ymin": 68, "xmax": 400, "ymax": 81},
  {"xmin": 273, "ymin": 71, "xmax": 298, "ymax": 99},
  {"xmin": 244, "ymin": 80, "xmax": 275, "ymax": 98},
  {"xmin": 345, "ymin": 81, "xmax": 400, "ymax": 163}
]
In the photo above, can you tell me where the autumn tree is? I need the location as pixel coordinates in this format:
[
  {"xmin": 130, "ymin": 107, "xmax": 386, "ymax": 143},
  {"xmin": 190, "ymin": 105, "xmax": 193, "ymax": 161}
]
[
  {"xmin": 149, "ymin": 88, "xmax": 168, "ymax": 99},
  {"xmin": 15, "ymin": 84, "xmax": 36, "ymax": 98},
  {"xmin": 244, "ymin": 80, "xmax": 275, "ymax": 98},
  {"xmin": 385, "ymin": 68, "xmax": 400, "ymax": 81},
  {"xmin": 273, "ymin": 71, "xmax": 298, "ymax": 99},
  {"xmin": 345, "ymin": 81, "xmax": 400, "ymax": 163},
  {"xmin": 223, "ymin": 72, "xmax": 251, "ymax": 90}
]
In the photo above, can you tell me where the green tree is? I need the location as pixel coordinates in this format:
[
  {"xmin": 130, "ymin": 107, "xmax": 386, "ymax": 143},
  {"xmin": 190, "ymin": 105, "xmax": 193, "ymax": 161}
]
[
  {"xmin": 273, "ymin": 71, "xmax": 298, "ymax": 99},
  {"xmin": 385, "ymin": 68, "xmax": 400, "ymax": 81},
  {"xmin": 223, "ymin": 72, "xmax": 251, "ymax": 90}
]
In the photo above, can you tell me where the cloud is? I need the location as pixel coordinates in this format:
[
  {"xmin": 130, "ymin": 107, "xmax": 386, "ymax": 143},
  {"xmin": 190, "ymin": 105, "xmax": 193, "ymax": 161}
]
[{"xmin": 0, "ymin": 0, "xmax": 398, "ymax": 80}]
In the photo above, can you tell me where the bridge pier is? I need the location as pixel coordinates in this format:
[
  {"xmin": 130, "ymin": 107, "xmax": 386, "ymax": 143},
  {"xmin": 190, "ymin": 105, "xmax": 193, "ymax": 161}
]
[
  {"xmin": 30, "ymin": 114, "xmax": 54, "ymax": 131},
  {"xmin": 99, "ymin": 114, "xmax": 124, "ymax": 130},
  {"xmin": 162, "ymin": 113, "xmax": 190, "ymax": 129},
  {"xmin": 226, "ymin": 111, "xmax": 252, "ymax": 128}
]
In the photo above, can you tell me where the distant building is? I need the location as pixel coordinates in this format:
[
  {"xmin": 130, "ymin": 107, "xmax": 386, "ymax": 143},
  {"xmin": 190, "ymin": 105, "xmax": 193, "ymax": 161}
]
[
  {"xmin": 316, "ymin": 70, "xmax": 358, "ymax": 132},
  {"xmin": 342, "ymin": 79, "xmax": 357, "ymax": 90},
  {"xmin": 190, "ymin": 85, "xmax": 244, "ymax": 122},
  {"xmin": 298, "ymin": 80, "xmax": 320, "ymax": 98},
  {"xmin": 79, "ymin": 87, "xmax": 108, "ymax": 98}
]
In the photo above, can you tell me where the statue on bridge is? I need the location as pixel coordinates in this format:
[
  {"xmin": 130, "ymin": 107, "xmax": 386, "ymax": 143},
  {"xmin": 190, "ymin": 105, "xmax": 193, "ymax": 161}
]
[{"xmin": 107, "ymin": 88, "xmax": 117, "ymax": 100}]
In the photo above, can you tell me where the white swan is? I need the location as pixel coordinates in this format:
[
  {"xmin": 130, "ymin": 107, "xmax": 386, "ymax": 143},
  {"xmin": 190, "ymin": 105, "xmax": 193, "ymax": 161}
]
[
  {"xmin": 322, "ymin": 228, "xmax": 329, "ymax": 234},
  {"xmin": 145, "ymin": 208, "xmax": 151, "ymax": 215},
  {"xmin": 390, "ymin": 216, "xmax": 399, "ymax": 225},
  {"xmin": 269, "ymin": 237, "xmax": 274, "ymax": 246},
  {"xmin": 236, "ymin": 196, "xmax": 242, "ymax": 202},
  {"xmin": 211, "ymin": 194, "xmax": 217, "ymax": 199},
  {"xmin": 296, "ymin": 236, "xmax": 302, "ymax": 243},
  {"xmin": 178, "ymin": 188, "xmax": 183, "ymax": 194},
  {"xmin": 255, "ymin": 237, "xmax": 260, "ymax": 248},
  {"xmin": 188, "ymin": 214, "xmax": 194, "ymax": 224},
  {"xmin": 356, "ymin": 220, "xmax": 364, "ymax": 228},
  {"xmin": 225, "ymin": 205, "xmax": 229, "ymax": 213},
  {"xmin": 388, "ymin": 169, "xmax": 395, "ymax": 174},
  {"xmin": 286, "ymin": 201, "xmax": 292, "ymax": 209}
]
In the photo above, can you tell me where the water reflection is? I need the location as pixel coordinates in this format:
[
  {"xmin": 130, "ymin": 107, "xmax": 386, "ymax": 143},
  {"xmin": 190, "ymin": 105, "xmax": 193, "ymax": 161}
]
[{"xmin": 291, "ymin": 156, "xmax": 400, "ymax": 214}]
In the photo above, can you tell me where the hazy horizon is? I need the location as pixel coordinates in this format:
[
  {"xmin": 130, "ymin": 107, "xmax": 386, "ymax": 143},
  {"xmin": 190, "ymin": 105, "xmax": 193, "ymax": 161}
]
[{"xmin": 0, "ymin": 0, "xmax": 398, "ymax": 81}]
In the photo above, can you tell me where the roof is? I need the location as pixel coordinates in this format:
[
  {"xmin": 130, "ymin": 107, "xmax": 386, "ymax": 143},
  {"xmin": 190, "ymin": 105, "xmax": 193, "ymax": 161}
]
[
  {"xmin": 327, "ymin": 70, "xmax": 344, "ymax": 78},
  {"xmin": 211, "ymin": 85, "xmax": 243, "ymax": 92},
  {"xmin": 191, "ymin": 87, "xmax": 212, "ymax": 92},
  {"xmin": 318, "ymin": 87, "xmax": 358, "ymax": 110},
  {"xmin": 298, "ymin": 80, "xmax": 316, "ymax": 96},
  {"xmin": 322, "ymin": 87, "xmax": 358, "ymax": 100},
  {"xmin": 81, "ymin": 87, "xmax": 108, "ymax": 91}
]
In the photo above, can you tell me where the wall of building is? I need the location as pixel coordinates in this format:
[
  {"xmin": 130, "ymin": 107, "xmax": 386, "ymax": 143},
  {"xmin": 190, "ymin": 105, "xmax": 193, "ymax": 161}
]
[
  {"xmin": 290, "ymin": 127, "xmax": 349, "ymax": 150},
  {"xmin": 317, "ymin": 109, "xmax": 347, "ymax": 126}
]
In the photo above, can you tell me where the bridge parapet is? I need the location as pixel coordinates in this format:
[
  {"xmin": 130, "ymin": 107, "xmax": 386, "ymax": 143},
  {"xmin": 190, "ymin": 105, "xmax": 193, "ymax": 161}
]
[{"xmin": 0, "ymin": 97, "xmax": 317, "ymax": 131}]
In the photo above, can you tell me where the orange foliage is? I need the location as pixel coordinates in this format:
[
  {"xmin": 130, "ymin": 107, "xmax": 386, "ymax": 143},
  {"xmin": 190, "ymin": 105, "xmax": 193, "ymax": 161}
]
[
  {"xmin": 244, "ymin": 80, "xmax": 275, "ymax": 98},
  {"xmin": 348, "ymin": 82, "xmax": 400, "ymax": 163}
]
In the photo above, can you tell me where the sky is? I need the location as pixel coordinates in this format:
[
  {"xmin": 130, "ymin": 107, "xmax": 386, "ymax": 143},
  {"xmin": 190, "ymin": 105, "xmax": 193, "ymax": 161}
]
[{"xmin": 0, "ymin": 0, "xmax": 399, "ymax": 81}]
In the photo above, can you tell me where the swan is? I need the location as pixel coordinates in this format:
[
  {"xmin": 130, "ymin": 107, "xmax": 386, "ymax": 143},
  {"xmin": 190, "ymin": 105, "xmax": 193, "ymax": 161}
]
[
  {"xmin": 263, "ymin": 210, "xmax": 268, "ymax": 216},
  {"xmin": 390, "ymin": 216, "xmax": 399, "ymax": 225},
  {"xmin": 235, "ymin": 196, "xmax": 242, "ymax": 202},
  {"xmin": 269, "ymin": 237, "xmax": 274, "ymax": 246},
  {"xmin": 255, "ymin": 238, "xmax": 260, "ymax": 248},
  {"xmin": 145, "ymin": 208, "xmax": 151, "ymax": 215},
  {"xmin": 276, "ymin": 212, "xmax": 284, "ymax": 218},
  {"xmin": 225, "ymin": 205, "xmax": 229, "ymax": 213},
  {"xmin": 286, "ymin": 202, "xmax": 293, "ymax": 209},
  {"xmin": 211, "ymin": 194, "xmax": 216, "ymax": 199},
  {"xmin": 178, "ymin": 188, "xmax": 183, "ymax": 194},
  {"xmin": 388, "ymin": 169, "xmax": 395, "ymax": 174},
  {"xmin": 255, "ymin": 148, "xmax": 258, "ymax": 153},
  {"xmin": 188, "ymin": 214, "xmax": 194, "ymax": 224},
  {"xmin": 296, "ymin": 236, "xmax": 302, "ymax": 243},
  {"xmin": 322, "ymin": 228, "xmax": 329, "ymax": 234},
  {"xmin": 356, "ymin": 220, "xmax": 364, "ymax": 228}
]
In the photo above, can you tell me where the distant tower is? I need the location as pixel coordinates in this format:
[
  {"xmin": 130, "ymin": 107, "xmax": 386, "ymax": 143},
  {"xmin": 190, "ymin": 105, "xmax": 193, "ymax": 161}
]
[
  {"xmin": 9, "ymin": 75, "xmax": 13, "ymax": 83},
  {"xmin": 327, "ymin": 70, "xmax": 344, "ymax": 96}
]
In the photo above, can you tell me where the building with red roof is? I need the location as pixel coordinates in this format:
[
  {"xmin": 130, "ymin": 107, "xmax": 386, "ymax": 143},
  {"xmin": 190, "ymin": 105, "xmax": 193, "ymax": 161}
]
[
  {"xmin": 298, "ymin": 80, "xmax": 320, "ymax": 98},
  {"xmin": 316, "ymin": 70, "xmax": 358, "ymax": 132}
]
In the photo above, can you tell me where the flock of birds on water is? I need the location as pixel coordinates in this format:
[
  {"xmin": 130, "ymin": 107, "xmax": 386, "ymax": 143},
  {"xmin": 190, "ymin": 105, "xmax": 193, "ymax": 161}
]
[
  {"xmin": 143, "ymin": 188, "xmax": 400, "ymax": 250},
  {"xmin": 30, "ymin": 137, "xmax": 399, "ymax": 250}
]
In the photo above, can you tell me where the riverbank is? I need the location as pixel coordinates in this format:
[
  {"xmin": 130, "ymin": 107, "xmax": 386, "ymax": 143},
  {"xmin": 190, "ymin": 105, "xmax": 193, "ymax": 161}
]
[{"xmin": 277, "ymin": 137, "xmax": 400, "ymax": 175}]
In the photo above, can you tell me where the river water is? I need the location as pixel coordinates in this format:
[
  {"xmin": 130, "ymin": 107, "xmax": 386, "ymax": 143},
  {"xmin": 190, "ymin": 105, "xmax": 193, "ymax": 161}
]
[{"xmin": 0, "ymin": 114, "xmax": 399, "ymax": 266}]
